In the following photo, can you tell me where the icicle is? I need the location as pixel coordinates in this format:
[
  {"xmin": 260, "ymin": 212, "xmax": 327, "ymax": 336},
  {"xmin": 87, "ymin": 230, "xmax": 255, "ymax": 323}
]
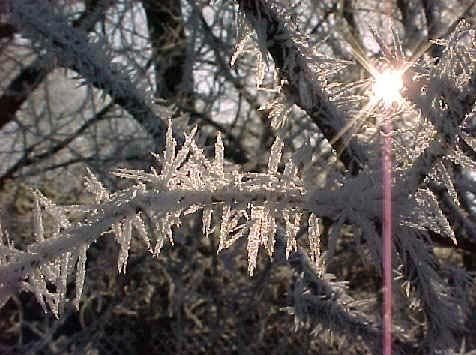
[
  {"xmin": 308, "ymin": 214, "xmax": 321, "ymax": 270},
  {"xmin": 57, "ymin": 252, "xmax": 70, "ymax": 316},
  {"xmin": 284, "ymin": 210, "xmax": 301, "ymax": 259},
  {"xmin": 163, "ymin": 119, "xmax": 176, "ymax": 178},
  {"xmin": 132, "ymin": 214, "xmax": 150, "ymax": 251},
  {"xmin": 202, "ymin": 208, "xmax": 213, "ymax": 238},
  {"xmin": 117, "ymin": 219, "xmax": 132, "ymax": 273},
  {"xmin": 151, "ymin": 215, "xmax": 165, "ymax": 257},
  {"xmin": 247, "ymin": 206, "xmax": 264, "ymax": 276},
  {"xmin": 265, "ymin": 211, "xmax": 276, "ymax": 257},
  {"xmin": 74, "ymin": 245, "xmax": 88, "ymax": 310},
  {"xmin": 259, "ymin": 208, "xmax": 270, "ymax": 251},
  {"xmin": 214, "ymin": 132, "xmax": 224, "ymax": 177},
  {"xmin": 268, "ymin": 136, "xmax": 284, "ymax": 174},
  {"xmin": 218, "ymin": 205, "xmax": 231, "ymax": 252},
  {"xmin": 33, "ymin": 199, "xmax": 44, "ymax": 242},
  {"xmin": 153, "ymin": 234, "xmax": 165, "ymax": 257}
]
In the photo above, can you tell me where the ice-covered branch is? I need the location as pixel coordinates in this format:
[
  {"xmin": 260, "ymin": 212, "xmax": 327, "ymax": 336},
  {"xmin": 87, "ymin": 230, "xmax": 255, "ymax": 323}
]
[
  {"xmin": 0, "ymin": 126, "xmax": 309, "ymax": 314},
  {"xmin": 401, "ymin": 21, "xmax": 476, "ymax": 194},
  {"xmin": 287, "ymin": 252, "xmax": 417, "ymax": 355},
  {"xmin": 236, "ymin": 0, "xmax": 367, "ymax": 174},
  {"xmin": 0, "ymin": 187, "xmax": 300, "ymax": 305},
  {"xmin": 10, "ymin": 0, "xmax": 167, "ymax": 149}
]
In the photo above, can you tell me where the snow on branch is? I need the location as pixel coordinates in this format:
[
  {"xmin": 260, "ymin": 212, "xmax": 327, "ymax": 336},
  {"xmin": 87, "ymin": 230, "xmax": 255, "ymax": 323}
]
[
  {"xmin": 0, "ymin": 122, "xmax": 313, "ymax": 315},
  {"xmin": 10, "ymin": 0, "xmax": 167, "ymax": 149}
]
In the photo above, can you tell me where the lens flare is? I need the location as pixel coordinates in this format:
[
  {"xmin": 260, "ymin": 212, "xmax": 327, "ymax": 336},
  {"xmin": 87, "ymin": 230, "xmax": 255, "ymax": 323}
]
[{"xmin": 372, "ymin": 69, "xmax": 404, "ymax": 106}]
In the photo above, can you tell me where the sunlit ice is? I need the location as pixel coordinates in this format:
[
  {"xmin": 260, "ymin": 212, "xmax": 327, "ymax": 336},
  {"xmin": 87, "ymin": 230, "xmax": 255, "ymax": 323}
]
[
  {"xmin": 372, "ymin": 69, "xmax": 404, "ymax": 106},
  {"xmin": 327, "ymin": 66, "xmax": 407, "ymax": 153}
]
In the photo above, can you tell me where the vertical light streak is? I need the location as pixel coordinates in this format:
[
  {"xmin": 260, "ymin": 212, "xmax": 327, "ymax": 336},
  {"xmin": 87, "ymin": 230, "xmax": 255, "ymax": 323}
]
[
  {"xmin": 383, "ymin": 2, "xmax": 393, "ymax": 355},
  {"xmin": 382, "ymin": 112, "xmax": 393, "ymax": 355}
]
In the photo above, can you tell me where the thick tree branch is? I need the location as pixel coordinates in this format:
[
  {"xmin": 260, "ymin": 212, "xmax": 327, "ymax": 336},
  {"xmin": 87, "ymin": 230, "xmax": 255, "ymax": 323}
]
[
  {"xmin": 237, "ymin": 0, "xmax": 367, "ymax": 175},
  {"xmin": 142, "ymin": 0, "xmax": 191, "ymax": 102},
  {"xmin": 342, "ymin": 0, "xmax": 363, "ymax": 50},
  {"xmin": 422, "ymin": 0, "xmax": 444, "ymax": 58},
  {"xmin": 397, "ymin": 0, "xmax": 421, "ymax": 49}
]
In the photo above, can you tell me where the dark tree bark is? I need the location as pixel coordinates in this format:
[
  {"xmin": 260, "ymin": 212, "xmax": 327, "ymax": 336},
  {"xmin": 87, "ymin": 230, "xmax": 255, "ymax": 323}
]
[
  {"xmin": 142, "ymin": 0, "xmax": 192, "ymax": 104},
  {"xmin": 0, "ymin": 0, "xmax": 111, "ymax": 131},
  {"xmin": 422, "ymin": 0, "xmax": 444, "ymax": 58},
  {"xmin": 237, "ymin": 0, "xmax": 367, "ymax": 175},
  {"xmin": 397, "ymin": 0, "xmax": 421, "ymax": 49}
]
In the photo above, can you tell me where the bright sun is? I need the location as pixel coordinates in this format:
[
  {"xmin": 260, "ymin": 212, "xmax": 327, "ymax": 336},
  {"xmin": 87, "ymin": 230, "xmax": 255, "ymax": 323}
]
[{"xmin": 372, "ymin": 69, "xmax": 404, "ymax": 106}]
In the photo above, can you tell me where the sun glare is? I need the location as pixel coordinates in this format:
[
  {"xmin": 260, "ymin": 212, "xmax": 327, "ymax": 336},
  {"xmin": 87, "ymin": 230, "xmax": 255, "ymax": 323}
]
[{"xmin": 372, "ymin": 69, "xmax": 404, "ymax": 106}]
